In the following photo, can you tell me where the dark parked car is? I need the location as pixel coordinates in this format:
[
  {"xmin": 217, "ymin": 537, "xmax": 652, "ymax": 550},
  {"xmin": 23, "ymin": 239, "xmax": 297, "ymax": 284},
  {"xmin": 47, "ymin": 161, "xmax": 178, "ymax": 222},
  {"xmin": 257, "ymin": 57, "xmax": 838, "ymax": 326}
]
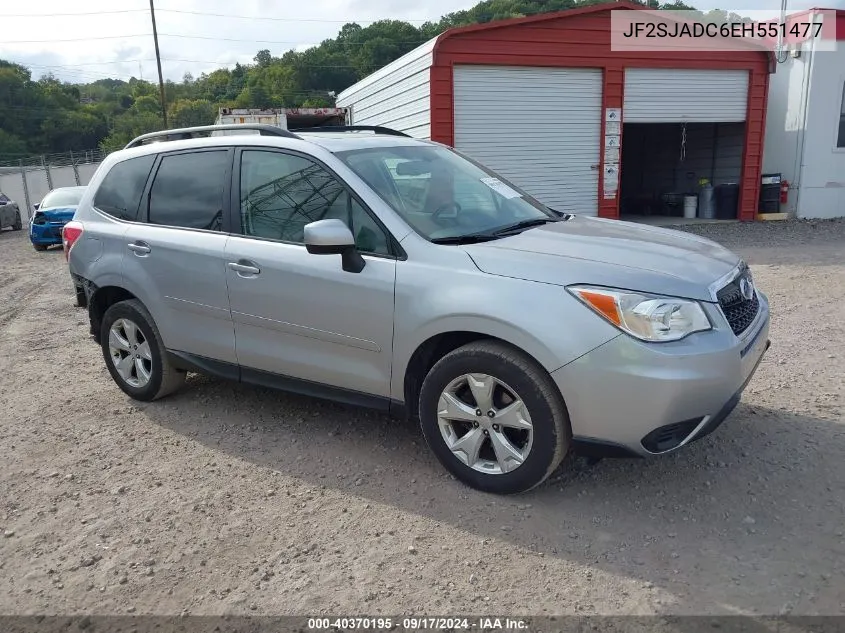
[{"xmin": 0, "ymin": 191, "xmax": 23, "ymax": 231}]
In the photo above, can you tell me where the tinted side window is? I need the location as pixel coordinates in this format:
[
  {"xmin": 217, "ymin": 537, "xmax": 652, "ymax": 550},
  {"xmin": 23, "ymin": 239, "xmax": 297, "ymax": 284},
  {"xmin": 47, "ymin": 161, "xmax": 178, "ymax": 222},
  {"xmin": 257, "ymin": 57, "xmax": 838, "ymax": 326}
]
[
  {"xmin": 148, "ymin": 151, "xmax": 228, "ymax": 231},
  {"xmin": 239, "ymin": 150, "xmax": 390, "ymax": 254},
  {"xmin": 93, "ymin": 155, "xmax": 155, "ymax": 221}
]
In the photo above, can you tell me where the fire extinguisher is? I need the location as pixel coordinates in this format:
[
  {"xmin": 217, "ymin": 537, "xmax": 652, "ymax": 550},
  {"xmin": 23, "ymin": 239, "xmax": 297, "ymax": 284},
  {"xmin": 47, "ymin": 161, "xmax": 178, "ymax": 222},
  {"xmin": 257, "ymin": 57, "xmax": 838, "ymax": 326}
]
[{"xmin": 780, "ymin": 179, "xmax": 790, "ymax": 204}]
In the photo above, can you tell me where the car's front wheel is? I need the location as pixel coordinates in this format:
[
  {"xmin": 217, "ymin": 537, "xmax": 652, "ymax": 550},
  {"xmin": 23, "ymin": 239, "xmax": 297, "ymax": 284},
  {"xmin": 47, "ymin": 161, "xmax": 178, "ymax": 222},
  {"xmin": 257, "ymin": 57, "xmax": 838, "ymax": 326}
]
[
  {"xmin": 419, "ymin": 341, "xmax": 570, "ymax": 494},
  {"xmin": 12, "ymin": 213, "xmax": 22, "ymax": 230},
  {"xmin": 100, "ymin": 299, "xmax": 186, "ymax": 401}
]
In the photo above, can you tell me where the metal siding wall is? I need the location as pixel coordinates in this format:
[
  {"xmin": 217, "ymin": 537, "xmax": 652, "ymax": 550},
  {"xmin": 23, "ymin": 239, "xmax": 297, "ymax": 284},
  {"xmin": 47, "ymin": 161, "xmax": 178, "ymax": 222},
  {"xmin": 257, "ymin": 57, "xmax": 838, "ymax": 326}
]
[
  {"xmin": 337, "ymin": 41, "xmax": 435, "ymax": 139},
  {"xmin": 453, "ymin": 66, "xmax": 602, "ymax": 215},
  {"xmin": 624, "ymin": 69, "xmax": 750, "ymax": 123}
]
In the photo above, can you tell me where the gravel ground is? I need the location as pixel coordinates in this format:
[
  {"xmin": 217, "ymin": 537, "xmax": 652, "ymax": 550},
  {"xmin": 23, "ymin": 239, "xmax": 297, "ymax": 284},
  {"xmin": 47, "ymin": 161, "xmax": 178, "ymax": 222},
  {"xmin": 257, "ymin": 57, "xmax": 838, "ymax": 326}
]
[{"xmin": 0, "ymin": 219, "xmax": 844, "ymax": 617}]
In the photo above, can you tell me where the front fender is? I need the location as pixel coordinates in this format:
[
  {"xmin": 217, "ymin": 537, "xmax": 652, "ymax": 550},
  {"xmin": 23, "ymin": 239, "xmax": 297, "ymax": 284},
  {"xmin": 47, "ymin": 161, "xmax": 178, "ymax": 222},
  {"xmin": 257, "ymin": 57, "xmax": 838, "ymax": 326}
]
[{"xmin": 390, "ymin": 259, "xmax": 621, "ymax": 402}]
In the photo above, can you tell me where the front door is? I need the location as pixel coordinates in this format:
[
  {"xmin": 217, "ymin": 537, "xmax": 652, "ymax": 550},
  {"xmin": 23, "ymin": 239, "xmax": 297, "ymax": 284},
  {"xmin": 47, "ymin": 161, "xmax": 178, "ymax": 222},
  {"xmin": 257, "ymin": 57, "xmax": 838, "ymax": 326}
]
[
  {"xmin": 225, "ymin": 148, "xmax": 397, "ymax": 399},
  {"xmin": 122, "ymin": 148, "xmax": 237, "ymax": 364}
]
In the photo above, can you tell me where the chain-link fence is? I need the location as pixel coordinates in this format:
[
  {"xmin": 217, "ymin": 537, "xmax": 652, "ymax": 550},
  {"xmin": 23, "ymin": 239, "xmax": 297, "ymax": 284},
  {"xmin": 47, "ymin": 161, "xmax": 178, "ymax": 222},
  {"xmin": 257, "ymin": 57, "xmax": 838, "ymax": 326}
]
[{"xmin": 0, "ymin": 149, "xmax": 105, "ymax": 220}]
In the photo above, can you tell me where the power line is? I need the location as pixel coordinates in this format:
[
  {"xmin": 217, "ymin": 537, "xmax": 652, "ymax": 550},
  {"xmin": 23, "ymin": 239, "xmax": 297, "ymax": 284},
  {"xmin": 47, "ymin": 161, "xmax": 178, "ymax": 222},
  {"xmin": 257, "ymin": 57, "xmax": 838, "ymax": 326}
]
[
  {"xmin": 2, "ymin": 34, "xmax": 150, "ymax": 44},
  {"xmin": 155, "ymin": 8, "xmax": 430, "ymax": 24},
  {"xmin": 0, "ymin": 9, "xmax": 149, "ymax": 17},
  {"xmin": 156, "ymin": 33, "xmax": 429, "ymax": 46}
]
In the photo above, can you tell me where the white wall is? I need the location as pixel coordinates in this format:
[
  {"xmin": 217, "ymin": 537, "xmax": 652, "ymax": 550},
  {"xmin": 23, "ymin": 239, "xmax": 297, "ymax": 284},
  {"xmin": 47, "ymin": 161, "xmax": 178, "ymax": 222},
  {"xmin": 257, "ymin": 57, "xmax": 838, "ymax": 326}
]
[
  {"xmin": 336, "ymin": 38, "xmax": 436, "ymax": 139},
  {"xmin": 763, "ymin": 43, "xmax": 845, "ymax": 219},
  {"xmin": 797, "ymin": 45, "xmax": 845, "ymax": 219}
]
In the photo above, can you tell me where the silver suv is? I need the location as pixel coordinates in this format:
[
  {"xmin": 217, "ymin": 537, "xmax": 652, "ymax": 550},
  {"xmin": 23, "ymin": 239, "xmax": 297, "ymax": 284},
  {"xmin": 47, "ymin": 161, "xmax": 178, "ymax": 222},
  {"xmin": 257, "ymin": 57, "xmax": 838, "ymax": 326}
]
[{"xmin": 65, "ymin": 124, "xmax": 770, "ymax": 494}]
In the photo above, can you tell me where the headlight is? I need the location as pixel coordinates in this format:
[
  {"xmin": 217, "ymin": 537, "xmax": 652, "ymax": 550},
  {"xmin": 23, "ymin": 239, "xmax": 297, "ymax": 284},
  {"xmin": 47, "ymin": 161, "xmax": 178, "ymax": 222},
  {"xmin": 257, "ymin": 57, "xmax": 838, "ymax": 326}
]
[{"xmin": 567, "ymin": 285, "xmax": 711, "ymax": 342}]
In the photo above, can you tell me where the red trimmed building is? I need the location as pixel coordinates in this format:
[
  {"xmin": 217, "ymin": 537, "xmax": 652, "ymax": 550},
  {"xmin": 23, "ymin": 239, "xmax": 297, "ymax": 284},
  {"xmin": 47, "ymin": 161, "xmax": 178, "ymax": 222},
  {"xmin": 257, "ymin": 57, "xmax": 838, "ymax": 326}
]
[{"xmin": 337, "ymin": 1, "xmax": 773, "ymax": 222}]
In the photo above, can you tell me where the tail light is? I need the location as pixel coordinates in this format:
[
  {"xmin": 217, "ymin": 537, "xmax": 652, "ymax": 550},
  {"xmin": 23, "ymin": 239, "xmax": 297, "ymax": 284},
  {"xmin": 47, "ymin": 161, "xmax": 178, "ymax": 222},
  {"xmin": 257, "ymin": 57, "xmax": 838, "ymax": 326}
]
[
  {"xmin": 32, "ymin": 212, "xmax": 47, "ymax": 225},
  {"xmin": 62, "ymin": 221, "xmax": 84, "ymax": 261}
]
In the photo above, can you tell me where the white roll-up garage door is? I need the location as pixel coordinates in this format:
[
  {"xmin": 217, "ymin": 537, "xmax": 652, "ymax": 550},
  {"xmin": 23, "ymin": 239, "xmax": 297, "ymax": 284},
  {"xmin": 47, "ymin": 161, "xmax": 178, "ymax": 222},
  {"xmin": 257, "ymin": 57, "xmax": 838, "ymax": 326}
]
[
  {"xmin": 623, "ymin": 68, "xmax": 749, "ymax": 123},
  {"xmin": 453, "ymin": 66, "xmax": 602, "ymax": 215}
]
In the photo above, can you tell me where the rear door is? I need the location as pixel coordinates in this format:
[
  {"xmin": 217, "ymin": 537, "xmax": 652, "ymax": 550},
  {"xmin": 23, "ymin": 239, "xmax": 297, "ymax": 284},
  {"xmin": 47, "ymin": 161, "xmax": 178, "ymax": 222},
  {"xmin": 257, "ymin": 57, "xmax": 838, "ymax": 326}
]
[{"xmin": 121, "ymin": 148, "xmax": 237, "ymax": 364}]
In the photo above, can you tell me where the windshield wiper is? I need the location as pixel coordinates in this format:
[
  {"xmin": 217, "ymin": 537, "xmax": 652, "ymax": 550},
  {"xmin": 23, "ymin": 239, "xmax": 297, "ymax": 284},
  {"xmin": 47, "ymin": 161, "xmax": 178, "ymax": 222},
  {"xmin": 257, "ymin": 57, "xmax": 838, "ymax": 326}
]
[
  {"xmin": 430, "ymin": 233, "xmax": 502, "ymax": 245},
  {"xmin": 491, "ymin": 217, "xmax": 560, "ymax": 236}
]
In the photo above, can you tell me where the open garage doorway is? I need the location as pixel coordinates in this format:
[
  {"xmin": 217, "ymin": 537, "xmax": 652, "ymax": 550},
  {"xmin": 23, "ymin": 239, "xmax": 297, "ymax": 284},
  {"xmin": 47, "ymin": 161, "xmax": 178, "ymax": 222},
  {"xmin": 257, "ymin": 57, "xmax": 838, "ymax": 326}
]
[{"xmin": 619, "ymin": 122, "xmax": 746, "ymax": 223}]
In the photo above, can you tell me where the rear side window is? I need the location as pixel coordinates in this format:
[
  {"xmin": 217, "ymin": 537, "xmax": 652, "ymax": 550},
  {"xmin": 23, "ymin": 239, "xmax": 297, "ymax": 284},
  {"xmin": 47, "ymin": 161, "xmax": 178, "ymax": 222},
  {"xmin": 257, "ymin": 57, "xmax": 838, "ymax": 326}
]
[
  {"xmin": 94, "ymin": 155, "xmax": 155, "ymax": 221},
  {"xmin": 148, "ymin": 151, "xmax": 228, "ymax": 231}
]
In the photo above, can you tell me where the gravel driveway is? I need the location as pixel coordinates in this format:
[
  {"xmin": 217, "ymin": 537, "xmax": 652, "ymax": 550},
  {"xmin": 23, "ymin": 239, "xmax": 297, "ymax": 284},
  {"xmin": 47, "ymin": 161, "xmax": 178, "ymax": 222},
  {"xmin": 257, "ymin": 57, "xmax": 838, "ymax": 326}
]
[{"xmin": 1, "ymin": 220, "xmax": 843, "ymax": 617}]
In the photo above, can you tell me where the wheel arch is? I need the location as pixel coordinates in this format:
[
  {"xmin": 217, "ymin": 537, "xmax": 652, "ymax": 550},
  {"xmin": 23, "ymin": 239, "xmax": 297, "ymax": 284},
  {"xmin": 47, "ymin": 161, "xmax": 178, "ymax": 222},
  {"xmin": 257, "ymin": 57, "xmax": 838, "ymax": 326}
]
[
  {"xmin": 88, "ymin": 285, "xmax": 141, "ymax": 343},
  {"xmin": 400, "ymin": 327, "xmax": 558, "ymax": 422}
]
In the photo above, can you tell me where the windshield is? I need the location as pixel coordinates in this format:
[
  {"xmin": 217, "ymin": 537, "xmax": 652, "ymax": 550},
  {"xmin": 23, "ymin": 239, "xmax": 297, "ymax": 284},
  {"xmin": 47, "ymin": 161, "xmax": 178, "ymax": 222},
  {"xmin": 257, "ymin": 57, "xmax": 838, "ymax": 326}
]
[
  {"xmin": 41, "ymin": 188, "xmax": 84, "ymax": 209},
  {"xmin": 335, "ymin": 145, "xmax": 556, "ymax": 241}
]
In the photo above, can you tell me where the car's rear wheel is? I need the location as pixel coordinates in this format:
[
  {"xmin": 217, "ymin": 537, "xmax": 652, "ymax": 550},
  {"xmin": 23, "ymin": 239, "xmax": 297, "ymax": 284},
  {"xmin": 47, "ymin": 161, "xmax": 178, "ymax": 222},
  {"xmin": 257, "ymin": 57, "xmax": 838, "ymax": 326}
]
[
  {"xmin": 418, "ymin": 340, "xmax": 570, "ymax": 494},
  {"xmin": 12, "ymin": 214, "xmax": 22, "ymax": 230},
  {"xmin": 101, "ymin": 299, "xmax": 186, "ymax": 401},
  {"xmin": 32, "ymin": 243, "xmax": 48, "ymax": 251}
]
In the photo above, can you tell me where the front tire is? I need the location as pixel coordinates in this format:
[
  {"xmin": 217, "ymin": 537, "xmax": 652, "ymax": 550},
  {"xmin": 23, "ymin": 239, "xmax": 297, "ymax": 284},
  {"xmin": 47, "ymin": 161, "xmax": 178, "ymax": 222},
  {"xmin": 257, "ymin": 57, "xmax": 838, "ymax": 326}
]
[
  {"xmin": 12, "ymin": 214, "xmax": 22, "ymax": 230},
  {"xmin": 101, "ymin": 299, "xmax": 186, "ymax": 401},
  {"xmin": 418, "ymin": 340, "xmax": 570, "ymax": 494}
]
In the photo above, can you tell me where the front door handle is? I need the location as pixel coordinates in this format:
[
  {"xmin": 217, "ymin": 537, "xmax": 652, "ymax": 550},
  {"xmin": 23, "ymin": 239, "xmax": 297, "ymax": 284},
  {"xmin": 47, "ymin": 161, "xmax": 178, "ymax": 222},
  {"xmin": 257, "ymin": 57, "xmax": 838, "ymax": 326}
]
[
  {"xmin": 127, "ymin": 242, "xmax": 151, "ymax": 255},
  {"xmin": 227, "ymin": 261, "xmax": 261, "ymax": 276}
]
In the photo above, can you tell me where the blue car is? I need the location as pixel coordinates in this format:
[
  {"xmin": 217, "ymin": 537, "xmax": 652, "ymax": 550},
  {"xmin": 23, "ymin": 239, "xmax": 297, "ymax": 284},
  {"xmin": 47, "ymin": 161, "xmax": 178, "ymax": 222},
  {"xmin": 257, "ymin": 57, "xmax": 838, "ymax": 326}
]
[{"xmin": 30, "ymin": 186, "xmax": 87, "ymax": 251}]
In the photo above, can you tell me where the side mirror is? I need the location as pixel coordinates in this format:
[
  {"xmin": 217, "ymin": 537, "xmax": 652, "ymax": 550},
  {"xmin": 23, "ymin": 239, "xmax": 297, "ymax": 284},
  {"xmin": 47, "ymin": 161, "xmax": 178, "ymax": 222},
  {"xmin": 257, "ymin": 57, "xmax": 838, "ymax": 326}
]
[
  {"xmin": 304, "ymin": 219, "xmax": 365, "ymax": 273},
  {"xmin": 33, "ymin": 203, "xmax": 40, "ymax": 211}
]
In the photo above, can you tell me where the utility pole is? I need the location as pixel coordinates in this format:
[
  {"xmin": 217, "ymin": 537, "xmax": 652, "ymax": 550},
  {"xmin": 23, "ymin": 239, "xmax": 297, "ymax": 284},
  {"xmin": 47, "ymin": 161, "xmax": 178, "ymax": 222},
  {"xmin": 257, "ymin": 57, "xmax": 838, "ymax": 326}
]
[{"xmin": 149, "ymin": 0, "xmax": 168, "ymax": 127}]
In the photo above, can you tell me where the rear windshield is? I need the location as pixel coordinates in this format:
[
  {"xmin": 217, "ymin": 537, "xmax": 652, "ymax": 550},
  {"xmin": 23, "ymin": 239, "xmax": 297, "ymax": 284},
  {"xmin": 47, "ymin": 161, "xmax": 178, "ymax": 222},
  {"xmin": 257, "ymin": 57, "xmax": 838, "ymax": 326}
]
[{"xmin": 41, "ymin": 188, "xmax": 84, "ymax": 209}]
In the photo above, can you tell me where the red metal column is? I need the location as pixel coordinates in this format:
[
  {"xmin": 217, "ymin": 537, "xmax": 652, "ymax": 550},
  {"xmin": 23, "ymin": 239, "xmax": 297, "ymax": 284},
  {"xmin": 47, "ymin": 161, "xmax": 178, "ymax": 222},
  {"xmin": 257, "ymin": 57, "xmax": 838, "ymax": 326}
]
[{"xmin": 737, "ymin": 69, "xmax": 770, "ymax": 221}]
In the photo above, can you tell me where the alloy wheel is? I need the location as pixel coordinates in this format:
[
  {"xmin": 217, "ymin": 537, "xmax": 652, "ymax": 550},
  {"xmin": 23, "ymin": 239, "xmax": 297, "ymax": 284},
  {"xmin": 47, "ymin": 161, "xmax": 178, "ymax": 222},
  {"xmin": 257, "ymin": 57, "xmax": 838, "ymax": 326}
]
[
  {"xmin": 108, "ymin": 318, "xmax": 153, "ymax": 388},
  {"xmin": 436, "ymin": 373, "xmax": 533, "ymax": 475}
]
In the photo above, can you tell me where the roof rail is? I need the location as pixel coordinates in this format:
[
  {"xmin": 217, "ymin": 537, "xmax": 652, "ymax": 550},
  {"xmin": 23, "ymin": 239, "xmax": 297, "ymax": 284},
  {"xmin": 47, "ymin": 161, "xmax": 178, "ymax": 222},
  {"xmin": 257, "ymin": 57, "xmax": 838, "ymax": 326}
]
[
  {"xmin": 292, "ymin": 125, "xmax": 411, "ymax": 138},
  {"xmin": 124, "ymin": 124, "xmax": 301, "ymax": 149}
]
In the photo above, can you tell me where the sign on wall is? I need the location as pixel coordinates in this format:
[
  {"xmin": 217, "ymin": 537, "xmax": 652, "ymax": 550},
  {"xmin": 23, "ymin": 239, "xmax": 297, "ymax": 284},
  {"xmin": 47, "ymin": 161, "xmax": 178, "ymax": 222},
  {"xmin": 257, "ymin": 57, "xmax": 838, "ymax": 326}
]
[{"xmin": 602, "ymin": 108, "xmax": 622, "ymax": 200}]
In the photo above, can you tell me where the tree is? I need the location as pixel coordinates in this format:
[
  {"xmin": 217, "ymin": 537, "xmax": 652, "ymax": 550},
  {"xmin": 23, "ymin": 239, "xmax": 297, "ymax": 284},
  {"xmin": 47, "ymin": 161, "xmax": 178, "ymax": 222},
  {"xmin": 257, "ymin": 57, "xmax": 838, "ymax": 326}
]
[
  {"xmin": 169, "ymin": 99, "xmax": 216, "ymax": 128},
  {"xmin": 254, "ymin": 49, "xmax": 272, "ymax": 68},
  {"xmin": 0, "ymin": 129, "xmax": 27, "ymax": 159}
]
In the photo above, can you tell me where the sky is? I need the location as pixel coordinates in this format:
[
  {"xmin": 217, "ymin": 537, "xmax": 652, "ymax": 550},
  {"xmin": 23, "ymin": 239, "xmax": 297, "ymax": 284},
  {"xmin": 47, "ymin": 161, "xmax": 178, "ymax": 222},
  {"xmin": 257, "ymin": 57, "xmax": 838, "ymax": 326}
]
[{"xmin": 0, "ymin": 0, "xmax": 843, "ymax": 84}]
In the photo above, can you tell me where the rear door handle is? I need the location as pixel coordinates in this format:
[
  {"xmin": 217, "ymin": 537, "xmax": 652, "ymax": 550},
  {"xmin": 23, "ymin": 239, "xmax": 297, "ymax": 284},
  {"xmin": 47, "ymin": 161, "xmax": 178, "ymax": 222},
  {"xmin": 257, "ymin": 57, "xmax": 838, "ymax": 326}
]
[
  {"xmin": 227, "ymin": 261, "xmax": 261, "ymax": 276},
  {"xmin": 127, "ymin": 242, "xmax": 151, "ymax": 255}
]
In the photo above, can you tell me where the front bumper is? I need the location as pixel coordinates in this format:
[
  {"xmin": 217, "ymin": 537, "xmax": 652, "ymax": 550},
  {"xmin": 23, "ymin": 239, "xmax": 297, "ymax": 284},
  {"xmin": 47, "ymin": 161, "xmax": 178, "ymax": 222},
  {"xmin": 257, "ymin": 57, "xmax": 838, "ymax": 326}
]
[
  {"xmin": 30, "ymin": 222, "xmax": 65, "ymax": 245},
  {"xmin": 553, "ymin": 291, "xmax": 771, "ymax": 458}
]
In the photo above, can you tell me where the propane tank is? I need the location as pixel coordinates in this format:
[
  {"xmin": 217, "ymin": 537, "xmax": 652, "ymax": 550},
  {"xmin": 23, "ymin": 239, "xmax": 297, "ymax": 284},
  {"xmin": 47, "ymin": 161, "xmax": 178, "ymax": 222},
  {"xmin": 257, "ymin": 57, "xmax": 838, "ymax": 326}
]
[{"xmin": 780, "ymin": 179, "xmax": 790, "ymax": 204}]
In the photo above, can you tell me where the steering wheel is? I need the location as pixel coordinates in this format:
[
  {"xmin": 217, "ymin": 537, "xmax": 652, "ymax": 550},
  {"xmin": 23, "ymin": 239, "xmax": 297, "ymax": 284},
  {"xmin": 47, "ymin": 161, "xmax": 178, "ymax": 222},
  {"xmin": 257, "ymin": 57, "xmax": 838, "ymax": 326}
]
[{"xmin": 432, "ymin": 201, "xmax": 462, "ymax": 221}]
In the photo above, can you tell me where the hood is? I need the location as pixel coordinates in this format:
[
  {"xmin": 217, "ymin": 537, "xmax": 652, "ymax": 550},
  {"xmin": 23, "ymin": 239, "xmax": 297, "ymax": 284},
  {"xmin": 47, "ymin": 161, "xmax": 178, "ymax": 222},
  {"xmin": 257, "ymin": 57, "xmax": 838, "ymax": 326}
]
[
  {"xmin": 35, "ymin": 206, "xmax": 77, "ymax": 222},
  {"xmin": 463, "ymin": 216, "xmax": 741, "ymax": 302}
]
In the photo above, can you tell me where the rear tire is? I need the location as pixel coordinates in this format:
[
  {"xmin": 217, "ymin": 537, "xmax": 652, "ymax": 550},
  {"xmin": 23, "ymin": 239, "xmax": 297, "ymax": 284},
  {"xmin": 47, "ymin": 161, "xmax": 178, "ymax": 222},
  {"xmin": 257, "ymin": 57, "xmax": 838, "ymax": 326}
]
[
  {"xmin": 418, "ymin": 340, "xmax": 570, "ymax": 495},
  {"xmin": 100, "ymin": 299, "xmax": 186, "ymax": 401},
  {"xmin": 32, "ymin": 243, "xmax": 48, "ymax": 251},
  {"xmin": 12, "ymin": 214, "xmax": 22, "ymax": 230}
]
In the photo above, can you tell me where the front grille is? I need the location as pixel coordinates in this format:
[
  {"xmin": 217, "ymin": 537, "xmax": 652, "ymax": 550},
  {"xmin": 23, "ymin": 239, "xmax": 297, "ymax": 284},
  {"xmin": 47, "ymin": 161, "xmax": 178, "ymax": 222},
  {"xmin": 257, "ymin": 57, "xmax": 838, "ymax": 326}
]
[{"xmin": 717, "ymin": 270, "xmax": 760, "ymax": 336}]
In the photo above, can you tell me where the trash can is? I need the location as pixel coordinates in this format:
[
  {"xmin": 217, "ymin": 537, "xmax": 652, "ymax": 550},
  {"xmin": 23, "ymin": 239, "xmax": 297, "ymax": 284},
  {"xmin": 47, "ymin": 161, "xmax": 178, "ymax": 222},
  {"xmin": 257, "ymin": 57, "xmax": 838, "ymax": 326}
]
[
  {"xmin": 759, "ymin": 173, "xmax": 781, "ymax": 213},
  {"xmin": 683, "ymin": 194, "xmax": 698, "ymax": 219},
  {"xmin": 715, "ymin": 183, "xmax": 740, "ymax": 219}
]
